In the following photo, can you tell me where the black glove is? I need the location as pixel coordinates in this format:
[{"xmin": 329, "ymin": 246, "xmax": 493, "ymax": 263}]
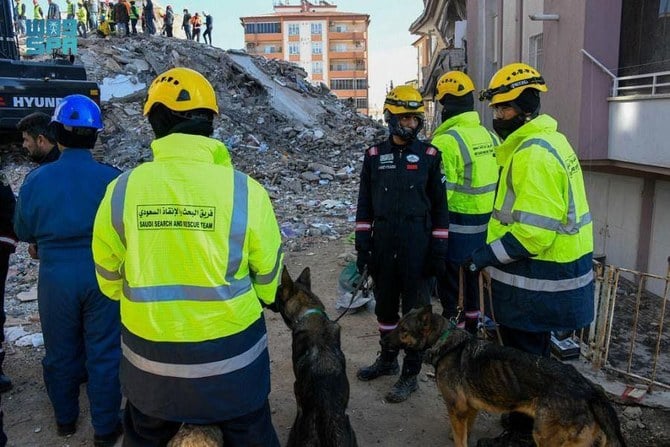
[{"xmin": 356, "ymin": 250, "xmax": 371, "ymax": 274}]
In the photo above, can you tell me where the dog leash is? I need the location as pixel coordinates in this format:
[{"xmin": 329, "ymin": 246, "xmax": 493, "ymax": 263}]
[
  {"xmin": 334, "ymin": 266, "xmax": 369, "ymax": 323},
  {"xmin": 478, "ymin": 270, "xmax": 504, "ymax": 346}
]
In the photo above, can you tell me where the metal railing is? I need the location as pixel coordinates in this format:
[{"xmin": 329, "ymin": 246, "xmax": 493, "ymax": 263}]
[
  {"xmin": 579, "ymin": 260, "xmax": 670, "ymax": 391},
  {"xmin": 613, "ymin": 71, "xmax": 670, "ymax": 97}
]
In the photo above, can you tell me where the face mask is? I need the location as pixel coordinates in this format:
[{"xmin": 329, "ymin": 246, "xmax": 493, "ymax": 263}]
[
  {"xmin": 492, "ymin": 115, "xmax": 527, "ymax": 140},
  {"xmin": 387, "ymin": 114, "xmax": 423, "ymax": 142}
]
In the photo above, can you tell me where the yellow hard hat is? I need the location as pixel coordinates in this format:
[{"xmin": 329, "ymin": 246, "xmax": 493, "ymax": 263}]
[
  {"xmin": 384, "ymin": 85, "xmax": 424, "ymax": 115},
  {"xmin": 479, "ymin": 62, "xmax": 547, "ymax": 106},
  {"xmin": 143, "ymin": 67, "xmax": 219, "ymax": 116},
  {"xmin": 435, "ymin": 71, "xmax": 475, "ymax": 100}
]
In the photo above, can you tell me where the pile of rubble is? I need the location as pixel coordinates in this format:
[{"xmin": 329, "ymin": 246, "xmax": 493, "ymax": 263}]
[{"xmin": 75, "ymin": 34, "xmax": 386, "ymax": 249}]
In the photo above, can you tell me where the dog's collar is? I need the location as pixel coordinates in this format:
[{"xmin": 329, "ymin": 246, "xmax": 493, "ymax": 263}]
[
  {"xmin": 431, "ymin": 320, "xmax": 458, "ymax": 359},
  {"xmin": 296, "ymin": 308, "xmax": 328, "ymax": 323},
  {"xmin": 437, "ymin": 328, "xmax": 453, "ymax": 344}
]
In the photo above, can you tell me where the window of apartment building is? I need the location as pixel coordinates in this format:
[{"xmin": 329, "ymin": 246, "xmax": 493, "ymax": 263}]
[
  {"xmin": 331, "ymin": 79, "xmax": 367, "ymax": 90},
  {"xmin": 288, "ymin": 23, "xmax": 300, "ymax": 36},
  {"xmin": 312, "ymin": 41, "xmax": 322, "ymax": 54},
  {"xmin": 244, "ymin": 22, "xmax": 281, "ymax": 34},
  {"xmin": 529, "ymin": 33, "xmax": 544, "ymax": 71},
  {"xmin": 330, "ymin": 62, "xmax": 350, "ymax": 71},
  {"xmin": 289, "ymin": 42, "xmax": 300, "ymax": 55},
  {"xmin": 334, "ymin": 24, "xmax": 348, "ymax": 32},
  {"xmin": 311, "ymin": 23, "xmax": 322, "ymax": 34},
  {"xmin": 331, "ymin": 43, "xmax": 348, "ymax": 52},
  {"xmin": 661, "ymin": 0, "xmax": 670, "ymax": 16},
  {"xmin": 312, "ymin": 61, "xmax": 323, "ymax": 74},
  {"xmin": 355, "ymin": 98, "xmax": 368, "ymax": 109},
  {"xmin": 264, "ymin": 45, "xmax": 280, "ymax": 54}
]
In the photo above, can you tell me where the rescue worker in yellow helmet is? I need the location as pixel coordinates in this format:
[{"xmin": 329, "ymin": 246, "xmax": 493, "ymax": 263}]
[
  {"xmin": 472, "ymin": 63, "xmax": 594, "ymax": 447},
  {"xmin": 431, "ymin": 71, "xmax": 499, "ymax": 331},
  {"xmin": 92, "ymin": 67, "xmax": 283, "ymax": 446},
  {"xmin": 355, "ymin": 85, "xmax": 449, "ymax": 403}
]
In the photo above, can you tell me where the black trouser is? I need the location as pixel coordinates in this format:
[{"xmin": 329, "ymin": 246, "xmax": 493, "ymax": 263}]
[
  {"xmin": 435, "ymin": 261, "xmax": 479, "ymax": 319},
  {"xmin": 123, "ymin": 399, "xmax": 280, "ymax": 447},
  {"xmin": 203, "ymin": 26, "xmax": 211, "ymax": 45},
  {"xmin": 499, "ymin": 326, "xmax": 551, "ymax": 433},
  {"xmin": 372, "ymin": 246, "xmax": 430, "ymax": 377}
]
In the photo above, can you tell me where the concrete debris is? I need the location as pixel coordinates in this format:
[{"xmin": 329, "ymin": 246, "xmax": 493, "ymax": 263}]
[{"xmin": 1, "ymin": 33, "xmax": 387, "ymax": 347}]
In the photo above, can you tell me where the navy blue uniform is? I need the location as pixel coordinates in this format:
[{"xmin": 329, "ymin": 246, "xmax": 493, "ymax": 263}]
[
  {"xmin": 14, "ymin": 149, "xmax": 122, "ymax": 437},
  {"xmin": 355, "ymin": 137, "xmax": 448, "ymax": 373}
]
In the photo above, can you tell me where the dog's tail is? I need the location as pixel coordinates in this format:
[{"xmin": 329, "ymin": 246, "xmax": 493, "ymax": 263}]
[{"xmin": 589, "ymin": 386, "xmax": 627, "ymax": 447}]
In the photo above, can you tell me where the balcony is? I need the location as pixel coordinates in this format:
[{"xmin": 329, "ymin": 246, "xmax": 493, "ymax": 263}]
[
  {"xmin": 245, "ymin": 33, "xmax": 283, "ymax": 42},
  {"xmin": 608, "ymin": 71, "xmax": 670, "ymax": 170}
]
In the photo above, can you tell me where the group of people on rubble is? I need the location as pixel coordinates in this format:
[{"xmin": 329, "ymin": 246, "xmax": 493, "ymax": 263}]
[
  {"xmin": 12, "ymin": 0, "xmax": 214, "ymax": 45},
  {"xmin": 0, "ymin": 60, "xmax": 593, "ymax": 447}
]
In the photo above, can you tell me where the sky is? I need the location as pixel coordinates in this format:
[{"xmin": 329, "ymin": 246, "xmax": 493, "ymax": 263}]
[{"xmin": 164, "ymin": 0, "xmax": 424, "ymax": 113}]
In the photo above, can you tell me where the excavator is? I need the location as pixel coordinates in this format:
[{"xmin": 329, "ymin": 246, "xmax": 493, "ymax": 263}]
[{"xmin": 0, "ymin": 0, "xmax": 99, "ymax": 131}]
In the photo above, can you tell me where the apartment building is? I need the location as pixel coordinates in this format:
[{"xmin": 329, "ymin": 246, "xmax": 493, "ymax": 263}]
[
  {"xmin": 412, "ymin": 0, "xmax": 670, "ymax": 291},
  {"xmin": 410, "ymin": 1, "xmax": 467, "ymax": 134},
  {"xmin": 240, "ymin": 0, "xmax": 370, "ymax": 114}
]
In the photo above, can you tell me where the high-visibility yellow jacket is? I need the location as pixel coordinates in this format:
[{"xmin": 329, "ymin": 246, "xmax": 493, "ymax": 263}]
[
  {"xmin": 33, "ymin": 4, "xmax": 43, "ymax": 19},
  {"xmin": 431, "ymin": 111, "xmax": 499, "ymax": 262},
  {"xmin": 76, "ymin": 5, "xmax": 86, "ymax": 22},
  {"xmin": 471, "ymin": 114, "xmax": 594, "ymax": 332},
  {"xmin": 92, "ymin": 133, "xmax": 283, "ymax": 422}
]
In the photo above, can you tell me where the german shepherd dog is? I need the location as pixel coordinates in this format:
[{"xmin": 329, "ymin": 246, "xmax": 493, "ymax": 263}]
[
  {"xmin": 274, "ymin": 266, "xmax": 358, "ymax": 447},
  {"xmin": 167, "ymin": 424, "xmax": 223, "ymax": 447},
  {"xmin": 385, "ymin": 305, "xmax": 627, "ymax": 447}
]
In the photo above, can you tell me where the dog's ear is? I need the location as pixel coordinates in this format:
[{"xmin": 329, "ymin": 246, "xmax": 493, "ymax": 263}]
[
  {"xmin": 296, "ymin": 267, "xmax": 312, "ymax": 290},
  {"xmin": 279, "ymin": 266, "xmax": 294, "ymax": 296},
  {"xmin": 281, "ymin": 264, "xmax": 293, "ymax": 290}
]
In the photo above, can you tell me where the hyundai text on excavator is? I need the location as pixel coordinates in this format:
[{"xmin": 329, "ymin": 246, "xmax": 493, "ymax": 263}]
[{"xmin": 0, "ymin": 0, "xmax": 100, "ymax": 131}]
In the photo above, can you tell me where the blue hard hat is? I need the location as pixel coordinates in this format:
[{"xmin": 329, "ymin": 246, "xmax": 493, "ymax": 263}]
[{"xmin": 52, "ymin": 94, "xmax": 104, "ymax": 131}]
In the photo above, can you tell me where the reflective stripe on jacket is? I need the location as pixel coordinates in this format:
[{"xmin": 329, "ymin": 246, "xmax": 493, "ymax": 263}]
[
  {"xmin": 92, "ymin": 133, "xmax": 282, "ymax": 421},
  {"xmin": 473, "ymin": 114, "xmax": 594, "ymax": 332},
  {"xmin": 431, "ymin": 111, "xmax": 499, "ymax": 261}
]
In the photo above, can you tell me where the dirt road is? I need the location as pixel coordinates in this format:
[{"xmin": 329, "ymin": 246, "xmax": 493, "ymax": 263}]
[{"xmin": 2, "ymin": 239, "xmax": 668, "ymax": 446}]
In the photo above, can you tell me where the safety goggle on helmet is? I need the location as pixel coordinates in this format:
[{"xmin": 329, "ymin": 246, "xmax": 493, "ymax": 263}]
[
  {"xmin": 479, "ymin": 63, "xmax": 547, "ymax": 106},
  {"xmin": 384, "ymin": 85, "xmax": 425, "ymax": 115}
]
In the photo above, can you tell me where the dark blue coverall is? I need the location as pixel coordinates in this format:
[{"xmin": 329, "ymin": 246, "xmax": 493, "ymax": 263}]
[
  {"xmin": 14, "ymin": 148, "xmax": 122, "ymax": 436},
  {"xmin": 355, "ymin": 137, "xmax": 449, "ymax": 376}
]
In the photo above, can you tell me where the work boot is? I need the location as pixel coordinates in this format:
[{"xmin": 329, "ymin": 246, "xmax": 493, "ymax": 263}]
[
  {"xmin": 94, "ymin": 422, "xmax": 123, "ymax": 447},
  {"xmin": 0, "ymin": 350, "xmax": 11, "ymax": 394},
  {"xmin": 57, "ymin": 422, "xmax": 77, "ymax": 437},
  {"xmin": 356, "ymin": 355, "xmax": 399, "ymax": 381},
  {"xmin": 384, "ymin": 374, "xmax": 418, "ymax": 403},
  {"xmin": 476, "ymin": 430, "xmax": 535, "ymax": 447}
]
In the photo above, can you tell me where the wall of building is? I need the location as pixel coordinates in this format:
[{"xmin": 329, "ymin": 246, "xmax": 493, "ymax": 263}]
[
  {"xmin": 584, "ymin": 171, "xmax": 642, "ymax": 270},
  {"xmin": 650, "ymin": 180, "xmax": 670, "ymax": 293},
  {"xmin": 467, "ymin": 0, "xmax": 498, "ymax": 125},
  {"xmin": 608, "ymin": 95, "xmax": 670, "ymax": 168}
]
